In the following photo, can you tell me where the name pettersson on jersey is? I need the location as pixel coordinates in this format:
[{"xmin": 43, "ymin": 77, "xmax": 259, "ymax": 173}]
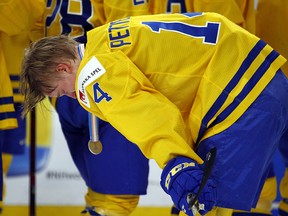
[
  {"xmin": 108, "ymin": 17, "xmax": 132, "ymax": 49},
  {"xmin": 78, "ymin": 56, "xmax": 106, "ymax": 108}
]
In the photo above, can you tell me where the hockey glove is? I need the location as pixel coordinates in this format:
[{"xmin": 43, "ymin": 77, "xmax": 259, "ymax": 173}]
[{"xmin": 161, "ymin": 157, "xmax": 216, "ymax": 216}]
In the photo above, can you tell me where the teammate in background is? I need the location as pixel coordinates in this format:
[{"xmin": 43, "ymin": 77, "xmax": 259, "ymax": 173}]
[
  {"xmin": 256, "ymin": 1, "xmax": 288, "ymax": 215},
  {"xmin": 0, "ymin": 0, "xmax": 47, "ymax": 212},
  {"xmin": 0, "ymin": 41, "xmax": 17, "ymax": 203},
  {"xmin": 149, "ymin": 0, "xmax": 256, "ymax": 33},
  {"xmin": 45, "ymin": 1, "xmax": 151, "ymax": 215},
  {"xmin": 20, "ymin": 12, "xmax": 288, "ymax": 216}
]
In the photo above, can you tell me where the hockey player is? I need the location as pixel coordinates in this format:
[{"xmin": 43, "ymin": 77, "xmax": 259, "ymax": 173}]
[
  {"xmin": 0, "ymin": 0, "xmax": 46, "ymax": 209},
  {"xmin": 20, "ymin": 12, "xmax": 288, "ymax": 216},
  {"xmin": 45, "ymin": 0, "xmax": 151, "ymax": 215}
]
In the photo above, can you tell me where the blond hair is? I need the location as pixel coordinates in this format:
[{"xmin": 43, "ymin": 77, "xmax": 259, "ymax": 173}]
[{"xmin": 20, "ymin": 35, "xmax": 78, "ymax": 116}]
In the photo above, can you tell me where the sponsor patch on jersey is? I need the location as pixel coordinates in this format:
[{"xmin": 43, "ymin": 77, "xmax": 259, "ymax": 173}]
[
  {"xmin": 78, "ymin": 57, "xmax": 106, "ymax": 108},
  {"xmin": 79, "ymin": 90, "xmax": 87, "ymax": 105}
]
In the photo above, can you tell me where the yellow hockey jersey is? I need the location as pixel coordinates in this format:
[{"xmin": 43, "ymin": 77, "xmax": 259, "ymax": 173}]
[
  {"xmin": 45, "ymin": 0, "xmax": 150, "ymax": 42},
  {"xmin": 0, "ymin": 0, "xmax": 44, "ymax": 36},
  {"xmin": 149, "ymin": 0, "xmax": 256, "ymax": 33},
  {"xmin": 76, "ymin": 12, "xmax": 286, "ymax": 169},
  {"xmin": 0, "ymin": 0, "xmax": 45, "ymax": 102}
]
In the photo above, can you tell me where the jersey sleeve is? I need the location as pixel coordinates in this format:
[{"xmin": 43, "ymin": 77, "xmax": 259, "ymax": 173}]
[{"xmin": 77, "ymin": 51, "xmax": 203, "ymax": 168}]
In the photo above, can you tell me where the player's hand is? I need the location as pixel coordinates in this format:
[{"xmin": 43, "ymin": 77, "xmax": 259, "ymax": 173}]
[{"xmin": 160, "ymin": 157, "xmax": 217, "ymax": 216}]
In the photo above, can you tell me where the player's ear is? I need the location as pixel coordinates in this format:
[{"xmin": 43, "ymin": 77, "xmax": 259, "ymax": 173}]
[{"xmin": 56, "ymin": 63, "xmax": 70, "ymax": 74}]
